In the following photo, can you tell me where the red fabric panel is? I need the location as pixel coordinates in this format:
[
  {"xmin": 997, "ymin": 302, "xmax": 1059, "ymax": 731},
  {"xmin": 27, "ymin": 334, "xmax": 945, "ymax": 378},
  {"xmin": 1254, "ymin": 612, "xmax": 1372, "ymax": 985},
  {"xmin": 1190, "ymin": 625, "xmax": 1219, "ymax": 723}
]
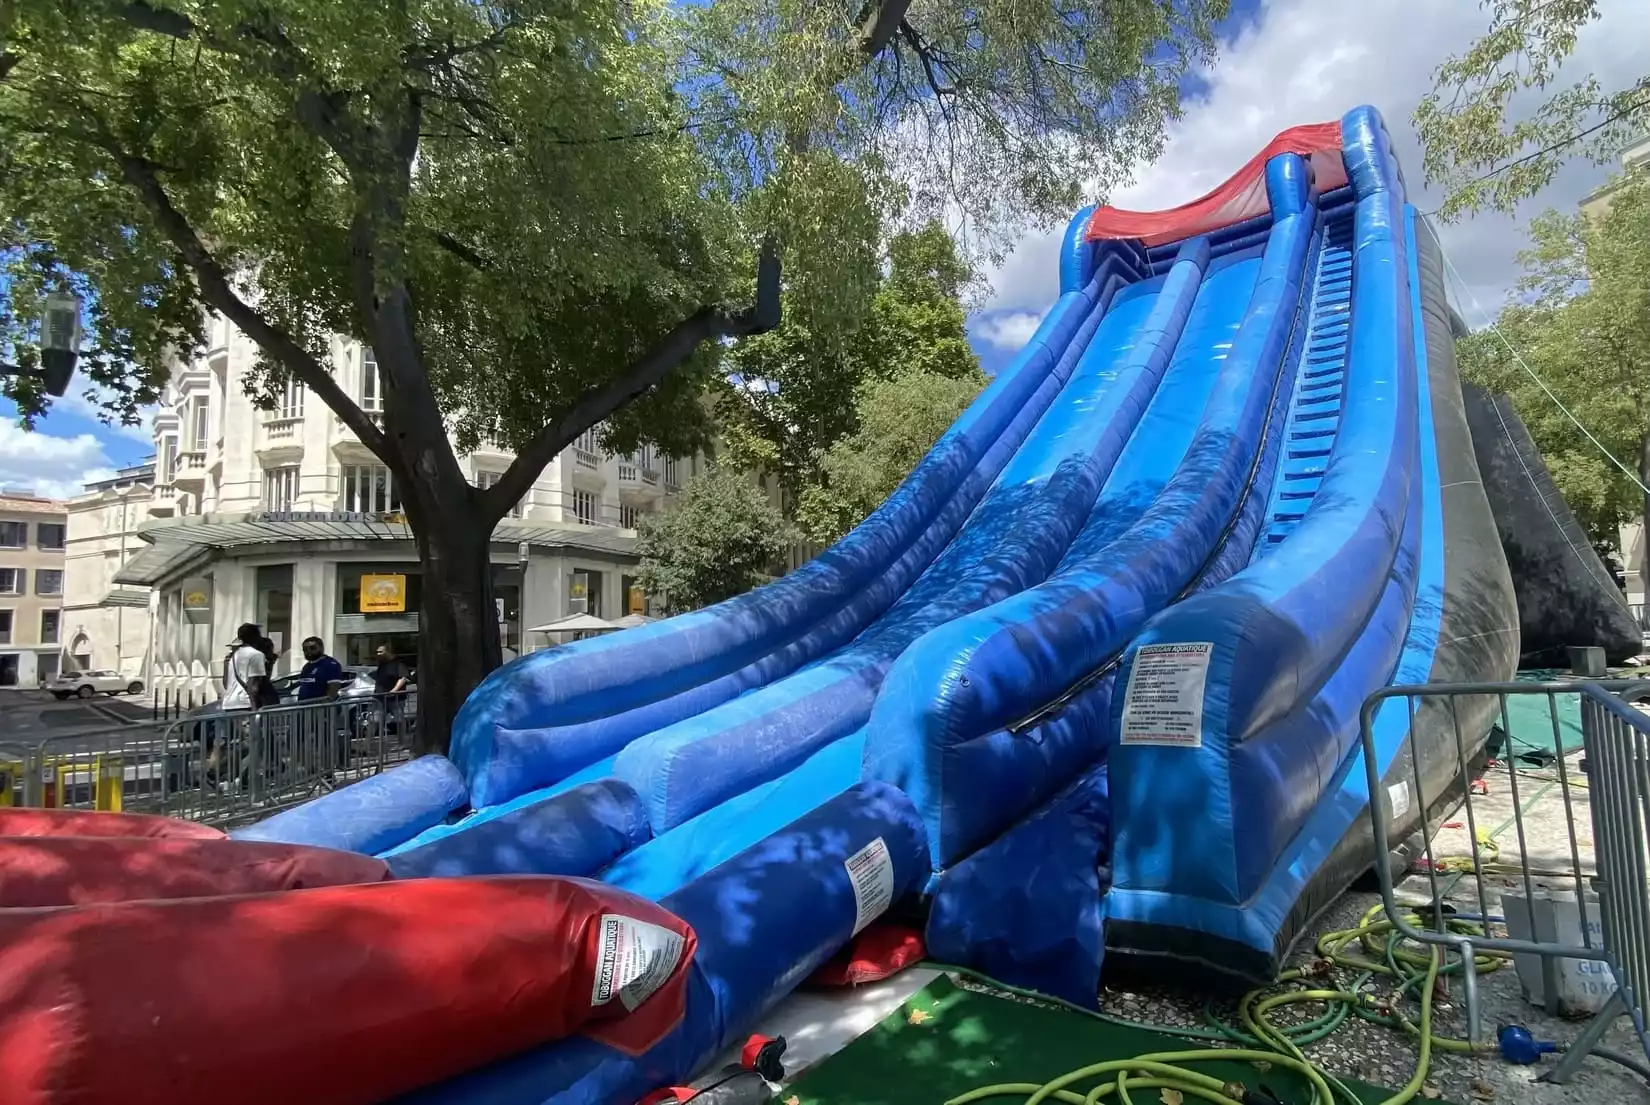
[
  {"xmin": 1086, "ymin": 121, "xmax": 1346, "ymax": 246},
  {"xmin": 0, "ymin": 837, "xmax": 393, "ymax": 908},
  {"xmin": 808, "ymin": 922, "xmax": 926, "ymax": 987},
  {"xmin": 0, "ymin": 808, "xmax": 225, "ymax": 840},
  {"xmin": 0, "ymin": 876, "xmax": 696, "ymax": 1105}
]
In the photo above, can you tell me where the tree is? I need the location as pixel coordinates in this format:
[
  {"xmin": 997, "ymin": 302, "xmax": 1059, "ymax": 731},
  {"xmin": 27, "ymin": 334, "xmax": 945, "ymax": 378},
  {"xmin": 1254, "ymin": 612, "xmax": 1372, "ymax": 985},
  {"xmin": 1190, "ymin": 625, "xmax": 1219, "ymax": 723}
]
[
  {"xmin": 1415, "ymin": 0, "xmax": 1649, "ymax": 218},
  {"xmin": 795, "ymin": 363, "xmax": 987, "ymax": 544},
  {"xmin": 1455, "ymin": 174, "xmax": 1650, "ymax": 543},
  {"xmin": 1, "ymin": 0, "xmax": 1224, "ymax": 750},
  {"xmin": 719, "ymin": 219, "xmax": 980, "ymax": 490},
  {"xmin": 636, "ymin": 467, "xmax": 799, "ymax": 614}
]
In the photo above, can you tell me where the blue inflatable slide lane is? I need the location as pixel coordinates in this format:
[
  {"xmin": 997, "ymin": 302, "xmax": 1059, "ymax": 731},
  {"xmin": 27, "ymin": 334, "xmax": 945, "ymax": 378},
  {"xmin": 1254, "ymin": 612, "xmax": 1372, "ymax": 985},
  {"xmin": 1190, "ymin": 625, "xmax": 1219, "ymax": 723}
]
[{"xmin": 237, "ymin": 105, "xmax": 1517, "ymax": 1102}]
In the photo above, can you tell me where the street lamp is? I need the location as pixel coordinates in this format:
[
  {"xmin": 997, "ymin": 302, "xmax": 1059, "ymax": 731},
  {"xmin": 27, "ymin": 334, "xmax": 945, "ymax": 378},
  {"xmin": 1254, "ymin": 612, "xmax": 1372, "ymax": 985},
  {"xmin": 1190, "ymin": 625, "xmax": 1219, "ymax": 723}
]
[{"xmin": 1, "ymin": 291, "xmax": 83, "ymax": 397}]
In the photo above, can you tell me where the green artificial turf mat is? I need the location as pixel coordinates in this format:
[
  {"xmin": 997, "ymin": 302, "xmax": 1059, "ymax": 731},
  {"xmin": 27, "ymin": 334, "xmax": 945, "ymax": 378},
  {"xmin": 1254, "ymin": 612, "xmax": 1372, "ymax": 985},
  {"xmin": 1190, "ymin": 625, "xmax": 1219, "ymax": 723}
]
[{"xmin": 783, "ymin": 974, "xmax": 1448, "ymax": 1105}]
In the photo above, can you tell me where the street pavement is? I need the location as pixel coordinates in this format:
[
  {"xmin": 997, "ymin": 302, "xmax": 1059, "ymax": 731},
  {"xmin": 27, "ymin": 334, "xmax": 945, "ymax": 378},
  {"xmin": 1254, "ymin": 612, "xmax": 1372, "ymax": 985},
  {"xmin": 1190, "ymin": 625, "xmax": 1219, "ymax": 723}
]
[{"xmin": 0, "ymin": 689, "xmax": 159, "ymax": 748}]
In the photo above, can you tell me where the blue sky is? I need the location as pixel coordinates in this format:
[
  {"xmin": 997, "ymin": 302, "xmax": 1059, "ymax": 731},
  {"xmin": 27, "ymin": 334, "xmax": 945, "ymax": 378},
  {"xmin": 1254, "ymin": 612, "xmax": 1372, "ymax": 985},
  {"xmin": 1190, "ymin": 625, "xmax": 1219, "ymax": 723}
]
[{"xmin": 6, "ymin": 0, "xmax": 1637, "ymax": 498}]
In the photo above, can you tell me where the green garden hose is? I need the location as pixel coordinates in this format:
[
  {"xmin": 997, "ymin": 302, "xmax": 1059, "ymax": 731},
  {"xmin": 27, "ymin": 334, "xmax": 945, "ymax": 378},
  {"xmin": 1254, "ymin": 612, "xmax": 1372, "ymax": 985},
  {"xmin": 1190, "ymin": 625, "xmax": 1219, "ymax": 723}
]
[{"xmin": 937, "ymin": 904, "xmax": 1503, "ymax": 1105}]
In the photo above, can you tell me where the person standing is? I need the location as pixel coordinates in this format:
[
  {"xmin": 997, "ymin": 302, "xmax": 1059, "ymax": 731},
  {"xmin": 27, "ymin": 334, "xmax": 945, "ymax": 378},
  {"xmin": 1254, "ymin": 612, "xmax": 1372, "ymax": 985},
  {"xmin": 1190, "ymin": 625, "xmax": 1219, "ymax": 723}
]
[
  {"xmin": 372, "ymin": 643, "xmax": 409, "ymax": 696},
  {"xmin": 296, "ymin": 637, "xmax": 344, "ymax": 702},
  {"xmin": 222, "ymin": 623, "xmax": 269, "ymax": 711}
]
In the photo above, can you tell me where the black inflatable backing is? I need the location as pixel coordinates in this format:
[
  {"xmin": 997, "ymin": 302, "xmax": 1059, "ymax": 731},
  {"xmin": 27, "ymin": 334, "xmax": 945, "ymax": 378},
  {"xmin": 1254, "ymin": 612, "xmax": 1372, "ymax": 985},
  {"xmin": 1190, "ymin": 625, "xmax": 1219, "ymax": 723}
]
[{"xmin": 1460, "ymin": 382, "xmax": 1641, "ymax": 665}]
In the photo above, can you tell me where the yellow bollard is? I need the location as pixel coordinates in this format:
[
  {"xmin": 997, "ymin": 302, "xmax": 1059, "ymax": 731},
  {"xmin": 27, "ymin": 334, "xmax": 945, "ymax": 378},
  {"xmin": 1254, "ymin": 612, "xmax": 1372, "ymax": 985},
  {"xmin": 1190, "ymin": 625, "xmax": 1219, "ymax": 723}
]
[
  {"xmin": 94, "ymin": 756, "xmax": 124, "ymax": 813},
  {"xmin": 0, "ymin": 760, "xmax": 17, "ymax": 807}
]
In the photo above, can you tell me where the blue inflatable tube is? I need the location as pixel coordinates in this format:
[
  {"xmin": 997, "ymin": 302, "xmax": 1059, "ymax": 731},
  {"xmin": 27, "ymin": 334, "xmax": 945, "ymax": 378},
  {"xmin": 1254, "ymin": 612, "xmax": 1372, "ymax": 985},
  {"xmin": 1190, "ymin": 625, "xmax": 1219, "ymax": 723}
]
[
  {"xmin": 230, "ymin": 755, "xmax": 467, "ymax": 855},
  {"xmin": 398, "ymin": 782, "xmax": 930, "ymax": 1105},
  {"xmin": 1108, "ymin": 106, "xmax": 1418, "ymax": 908},
  {"xmin": 926, "ymin": 762, "xmax": 1112, "ymax": 1008},
  {"xmin": 450, "ymin": 220, "xmax": 1134, "ymax": 805},
  {"xmin": 384, "ymin": 779, "xmax": 649, "ymax": 879},
  {"xmin": 865, "ymin": 154, "xmax": 1319, "ymax": 869}
]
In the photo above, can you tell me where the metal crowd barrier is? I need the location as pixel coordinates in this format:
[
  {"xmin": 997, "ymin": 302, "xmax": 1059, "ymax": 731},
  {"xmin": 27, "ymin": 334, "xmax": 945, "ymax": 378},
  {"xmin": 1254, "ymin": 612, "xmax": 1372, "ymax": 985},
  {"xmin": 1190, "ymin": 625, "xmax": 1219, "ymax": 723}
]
[
  {"xmin": 1361, "ymin": 679, "xmax": 1650, "ymax": 1082},
  {"xmin": 0, "ymin": 692, "xmax": 416, "ymax": 828}
]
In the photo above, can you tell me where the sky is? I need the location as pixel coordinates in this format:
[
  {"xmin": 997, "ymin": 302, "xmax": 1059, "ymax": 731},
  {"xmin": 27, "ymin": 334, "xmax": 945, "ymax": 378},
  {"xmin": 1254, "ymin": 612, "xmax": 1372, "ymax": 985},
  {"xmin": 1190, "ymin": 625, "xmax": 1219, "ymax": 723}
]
[
  {"xmin": 4, "ymin": 0, "xmax": 1643, "ymax": 497},
  {"xmin": 967, "ymin": 0, "xmax": 1647, "ymax": 371}
]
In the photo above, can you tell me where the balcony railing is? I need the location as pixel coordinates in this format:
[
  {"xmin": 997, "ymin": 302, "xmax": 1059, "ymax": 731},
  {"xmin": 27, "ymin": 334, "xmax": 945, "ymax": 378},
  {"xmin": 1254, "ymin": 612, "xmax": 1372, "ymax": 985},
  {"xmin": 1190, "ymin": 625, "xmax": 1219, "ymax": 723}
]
[
  {"xmin": 574, "ymin": 447, "xmax": 600, "ymax": 471},
  {"xmin": 617, "ymin": 462, "xmax": 638, "ymax": 482},
  {"xmin": 641, "ymin": 468, "xmax": 660, "ymax": 487},
  {"xmin": 261, "ymin": 417, "xmax": 301, "ymax": 441}
]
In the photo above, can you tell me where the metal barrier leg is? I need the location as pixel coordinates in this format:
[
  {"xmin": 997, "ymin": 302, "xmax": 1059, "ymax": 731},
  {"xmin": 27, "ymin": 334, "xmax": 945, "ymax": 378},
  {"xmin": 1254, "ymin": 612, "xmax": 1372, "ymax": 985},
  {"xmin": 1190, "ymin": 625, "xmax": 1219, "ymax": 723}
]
[{"xmin": 1541, "ymin": 989, "xmax": 1626, "ymax": 1084}]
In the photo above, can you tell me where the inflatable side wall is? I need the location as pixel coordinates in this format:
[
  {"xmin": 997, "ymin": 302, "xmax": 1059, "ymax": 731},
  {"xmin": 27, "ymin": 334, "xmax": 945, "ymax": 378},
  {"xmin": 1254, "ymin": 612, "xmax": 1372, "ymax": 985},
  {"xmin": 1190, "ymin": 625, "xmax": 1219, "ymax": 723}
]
[{"xmin": 1462, "ymin": 382, "xmax": 1640, "ymax": 665}]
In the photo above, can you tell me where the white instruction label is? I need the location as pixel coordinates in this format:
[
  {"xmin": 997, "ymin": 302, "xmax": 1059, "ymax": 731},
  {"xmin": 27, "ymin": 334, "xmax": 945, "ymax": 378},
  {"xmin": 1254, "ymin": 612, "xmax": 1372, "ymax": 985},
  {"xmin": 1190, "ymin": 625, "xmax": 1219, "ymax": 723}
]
[
  {"xmin": 844, "ymin": 836, "xmax": 895, "ymax": 936},
  {"xmin": 1120, "ymin": 643, "xmax": 1213, "ymax": 747},
  {"xmin": 590, "ymin": 914, "xmax": 686, "ymax": 1012},
  {"xmin": 1388, "ymin": 781, "xmax": 1411, "ymax": 821}
]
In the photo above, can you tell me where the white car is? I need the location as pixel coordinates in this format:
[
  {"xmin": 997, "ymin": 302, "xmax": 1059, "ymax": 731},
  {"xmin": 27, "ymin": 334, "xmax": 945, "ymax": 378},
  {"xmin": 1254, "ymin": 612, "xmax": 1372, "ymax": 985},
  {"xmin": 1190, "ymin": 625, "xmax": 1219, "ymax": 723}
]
[{"xmin": 50, "ymin": 669, "xmax": 145, "ymax": 700}]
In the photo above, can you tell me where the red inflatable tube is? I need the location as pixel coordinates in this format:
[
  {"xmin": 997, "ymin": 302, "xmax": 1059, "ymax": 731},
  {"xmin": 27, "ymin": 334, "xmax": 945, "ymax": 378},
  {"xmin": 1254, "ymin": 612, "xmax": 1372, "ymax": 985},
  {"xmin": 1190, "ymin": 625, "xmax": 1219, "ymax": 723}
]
[
  {"xmin": 0, "ymin": 876, "xmax": 696, "ymax": 1105},
  {"xmin": 0, "ymin": 807, "xmax": 225, "ymax": 840},
  {"xmin": 0, "ymin": 836, "xmax": 393, "ymax": 908}
]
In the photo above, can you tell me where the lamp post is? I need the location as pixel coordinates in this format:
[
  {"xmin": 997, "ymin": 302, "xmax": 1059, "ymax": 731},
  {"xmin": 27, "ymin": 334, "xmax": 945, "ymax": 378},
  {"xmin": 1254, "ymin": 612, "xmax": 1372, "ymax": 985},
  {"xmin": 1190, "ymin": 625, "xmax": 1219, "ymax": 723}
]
[{"xmin": 1, "ymin": 291, "xmax": 83, "ymax": 397}]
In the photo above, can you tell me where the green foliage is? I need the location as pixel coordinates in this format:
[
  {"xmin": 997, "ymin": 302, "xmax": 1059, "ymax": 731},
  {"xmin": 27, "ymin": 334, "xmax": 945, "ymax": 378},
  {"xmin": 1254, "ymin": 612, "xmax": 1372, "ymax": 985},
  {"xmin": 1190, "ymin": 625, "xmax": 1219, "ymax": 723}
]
[
  {"xmin": 1415, "ymin": 0, "xmax": 1649, "ymax": 219},
  {"xmin": 636, "ymin": 466, "xmax": 799, "ymax": 614},
  {"xmin": 1455, "ymin": 174, "xmax": 1650, "ymax": 543},
  {"xmin": 795, "ymin": 364, "xmax": 987, "ymax": 544},
  {"xmin": 720, "ymin": 219, "xmax": 981, "ymax": 490}
]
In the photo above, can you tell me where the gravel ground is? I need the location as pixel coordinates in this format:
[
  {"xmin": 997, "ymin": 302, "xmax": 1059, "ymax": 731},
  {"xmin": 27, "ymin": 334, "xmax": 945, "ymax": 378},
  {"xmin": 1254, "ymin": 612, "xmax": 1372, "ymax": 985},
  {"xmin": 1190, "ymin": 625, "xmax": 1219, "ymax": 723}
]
[{"xmin": 1078, "ymin": 741, "xmax": 1650, "ymax": 1105}]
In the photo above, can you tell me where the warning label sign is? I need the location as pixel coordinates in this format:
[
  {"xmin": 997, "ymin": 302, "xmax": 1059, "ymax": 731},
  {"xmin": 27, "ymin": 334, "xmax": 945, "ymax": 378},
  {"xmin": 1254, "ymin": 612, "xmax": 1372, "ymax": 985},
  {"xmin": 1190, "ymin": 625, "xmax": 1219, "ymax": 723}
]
[
  {"xmin": 590, "ymin": 914, "xmax": 686, "ymax": 1012},
  {"xmin": 844, "ymin": 836, "xmax": 895, "ymax": 936},
  {"xmin": 1119, "ymin": 642, "xmax": 1213, "ymax": 747}
]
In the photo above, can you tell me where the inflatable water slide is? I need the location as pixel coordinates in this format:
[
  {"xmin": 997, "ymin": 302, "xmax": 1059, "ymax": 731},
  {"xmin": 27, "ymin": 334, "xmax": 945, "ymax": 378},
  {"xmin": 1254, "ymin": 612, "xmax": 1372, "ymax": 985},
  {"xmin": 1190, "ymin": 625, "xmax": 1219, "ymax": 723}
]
[{"xmin": 0, "ymin": 106, "xmax": 1518, "ymax": 1105}]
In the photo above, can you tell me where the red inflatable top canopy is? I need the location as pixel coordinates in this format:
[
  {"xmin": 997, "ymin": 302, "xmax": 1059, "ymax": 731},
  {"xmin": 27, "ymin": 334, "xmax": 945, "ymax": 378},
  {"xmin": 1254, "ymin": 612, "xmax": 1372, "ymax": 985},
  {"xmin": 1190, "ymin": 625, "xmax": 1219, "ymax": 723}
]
[{"xmin": 1086, "ymin": 121, "xmax": 1347, "ymax": 246}]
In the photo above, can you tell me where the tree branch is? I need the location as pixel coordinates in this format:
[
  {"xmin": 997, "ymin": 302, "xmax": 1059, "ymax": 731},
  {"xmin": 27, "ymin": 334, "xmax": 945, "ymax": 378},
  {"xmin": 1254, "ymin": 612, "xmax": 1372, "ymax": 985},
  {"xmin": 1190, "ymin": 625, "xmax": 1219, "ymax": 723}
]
[
  {"xmin": 857, "ymin": 0, "xmax": 914, "ymax": 58},
  {"xmin": 114, "ymin": 152, "xmax": 390, "ymax": 457},
  {"xmin": 0, "ymin": 51, "xmax": 20, "ymax": 81},
  {"xmin": 432, "ymin": 230, "xmax": 490, "ymax": 270},
  {"xmin": 481, "ymin": 240, "xmax": 783, "ymax": 521}
]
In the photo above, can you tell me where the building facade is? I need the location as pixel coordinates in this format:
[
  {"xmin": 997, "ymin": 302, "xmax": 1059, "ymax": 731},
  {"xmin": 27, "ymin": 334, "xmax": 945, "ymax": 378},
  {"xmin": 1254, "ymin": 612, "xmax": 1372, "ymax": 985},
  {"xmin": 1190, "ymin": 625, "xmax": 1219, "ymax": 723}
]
[
  {"xmin": 0, "ymin": 493, "xmax": 68, "ymax": 687},
  {"xmin": 63, "ymin": 463, "xmax": 157, "ymax": 681},
  {"xmin": 108, "ymin": 315, "xmax": 705, "ymax": 704}
]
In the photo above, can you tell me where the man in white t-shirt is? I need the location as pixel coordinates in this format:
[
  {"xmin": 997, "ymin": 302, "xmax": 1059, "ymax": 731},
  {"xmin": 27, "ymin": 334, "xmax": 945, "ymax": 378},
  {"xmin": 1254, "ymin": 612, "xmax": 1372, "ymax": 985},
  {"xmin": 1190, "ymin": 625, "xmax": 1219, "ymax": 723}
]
[{"xmin": 221, "ymin": 622, "xmax": 269, "ymax": 711}]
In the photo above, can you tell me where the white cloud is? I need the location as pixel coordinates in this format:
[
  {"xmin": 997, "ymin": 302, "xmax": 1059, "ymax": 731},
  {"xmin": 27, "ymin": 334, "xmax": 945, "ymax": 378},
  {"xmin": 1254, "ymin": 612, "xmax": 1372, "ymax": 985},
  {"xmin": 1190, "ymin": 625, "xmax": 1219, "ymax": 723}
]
[
  {"xmin": 0, "ymin": 421, "xmax": 117, "ymax": 501},
  {"xmin": 55, "ymin": 384, "xmax": 158, "ymax": 446},
  {"xmin": 971, "ymin": 309, "xmax": 1048, "ymax": 351},
  {"xmin": 979, "ymin": 0, "xmax": 1644, "ymax": 323}
]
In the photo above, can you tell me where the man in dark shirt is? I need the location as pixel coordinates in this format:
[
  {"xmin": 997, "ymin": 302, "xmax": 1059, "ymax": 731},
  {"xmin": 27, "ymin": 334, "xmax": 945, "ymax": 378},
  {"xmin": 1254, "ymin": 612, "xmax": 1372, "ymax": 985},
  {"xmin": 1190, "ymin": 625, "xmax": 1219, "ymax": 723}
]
[
  {"xmin": 373, "ymin": 643, "xmax": 409, "ymax": 695},
  {"xmin": 296, "ymin": 637, "xmax": 344, "ymax": 702}
]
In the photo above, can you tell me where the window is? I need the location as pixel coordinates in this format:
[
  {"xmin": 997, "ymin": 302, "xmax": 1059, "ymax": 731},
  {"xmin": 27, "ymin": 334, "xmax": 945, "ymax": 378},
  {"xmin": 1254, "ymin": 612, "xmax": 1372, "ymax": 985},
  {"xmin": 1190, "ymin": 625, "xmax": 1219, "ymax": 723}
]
[
  {"xmin": 36, "ymin": 522, "xmax": 65, "ymax": 550},
  {"xmin": 34, "ymin": 569, "xmax": 62, "ymax": 596},
  {"xmin": 276, "ymin": 377, "xmax": 304, "ymax": 419},
  {"xmin": 359, "ymin": 348, "xmax": 382, "ymax": 412},
  {"xmin": 341, "ymin": 464, "xmax": 400, "ymax": 514},
  {"xmin": 572, "ymin": 489, "xmax": 598, "ymax": 526},
  {"xmin": 263, "ymin": 466, "xmax": 301, "ymax": 511},
  {"xmin": 40, "ymin": 609, "xmax": 59, "ymax": 645},
  {"xmin": 158, "ymin": 437, "xmax": 176, "ymax": 484},
  {"xmin": 0, "ymin": 521, "xmax": 24, "ymax": 548},
  {"xmin": 575, "ymin": 426, "xmax": 600, "ymax": 454},
  {"xmin": 620, "ymin": 503, "xmax": 643, "ymax": 529},
  {"xmin": 474, "ymin": 470, "xmax": 523, "ymax": 518},
  {"xmin": 0, "ymin": 568, "xmax": 20, "ymax": 594},
  {"xmin": 0, "ymin": 611, "xmax": 10, "ymax": 645},
  {"xmin": 663, "ymin": 457, "xmax": 680, "ymax": 486},
  {"xmin": 190, "ymin": 399, "xmax": 209, "ymax": 450}
]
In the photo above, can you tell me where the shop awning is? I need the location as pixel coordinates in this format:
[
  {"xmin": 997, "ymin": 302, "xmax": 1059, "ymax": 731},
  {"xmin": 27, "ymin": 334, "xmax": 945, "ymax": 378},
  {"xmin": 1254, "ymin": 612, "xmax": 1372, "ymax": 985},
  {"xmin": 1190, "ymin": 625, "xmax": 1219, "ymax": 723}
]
[{"xmin": 116, "ymin": 512, "xmax": 639, "ymax": 587}]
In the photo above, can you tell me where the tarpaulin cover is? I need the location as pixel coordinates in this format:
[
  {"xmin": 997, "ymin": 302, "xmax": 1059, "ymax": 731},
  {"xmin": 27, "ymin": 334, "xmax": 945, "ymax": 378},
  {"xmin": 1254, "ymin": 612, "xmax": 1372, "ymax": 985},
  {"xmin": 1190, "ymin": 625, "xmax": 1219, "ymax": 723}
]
[
  {"xmin": 0, "ymin": 877, "xmax": 695, "ymax": 1105},
  {"xmin": 400, "ymin": 782, "xmax": 929, "ymax": 1105},
  {"xmin": 0, "ymin": 836, "xmax": 391, "ymax": 907},
  {"xmin": 1086, "ymin": 121, "xmax": 1347, "ymax": 246},
  {"xmin": 385, "ymin": 779, "xmax": 649, "ymax": 879},
  {"xmin": 0, "ymin": 807, "xmax": 224, "ymax": 840},
  {"xmin": 231, "ymin": 754, "xmax": 468, "ymax": 855}
]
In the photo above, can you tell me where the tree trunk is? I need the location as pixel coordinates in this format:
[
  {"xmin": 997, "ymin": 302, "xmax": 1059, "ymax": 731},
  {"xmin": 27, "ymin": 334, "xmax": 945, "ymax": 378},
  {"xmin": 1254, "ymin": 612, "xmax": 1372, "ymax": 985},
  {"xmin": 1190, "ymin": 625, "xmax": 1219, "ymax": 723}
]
[
  {"xmin": 406, "ymin": 489, "xmax": 500, "ymax": 755},
  {"xmin": 1640, "ymin": 430, "xmax": 1650, "ymax": 593}
]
